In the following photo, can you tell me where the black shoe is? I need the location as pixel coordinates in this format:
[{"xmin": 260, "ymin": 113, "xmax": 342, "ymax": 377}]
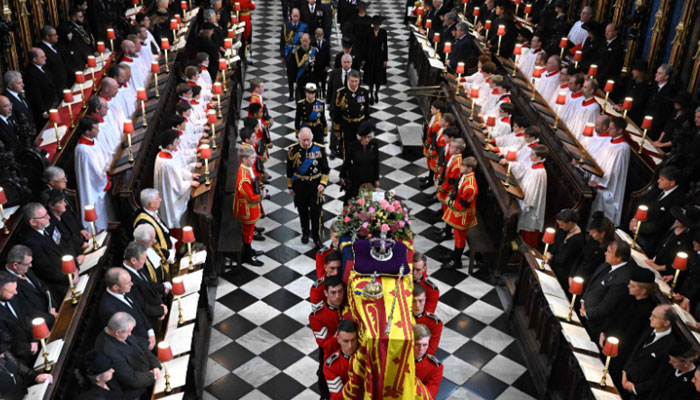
[
  {"xmin": 264, "ymin": 194, "xmax": 271, "ymax": 200},
  {"xmin": 301, "ymin": 234, "xmax": 309, "ymax": 244},
  {"xmin": 242, "ymin": 244, "xmax": 264, "ymax": 266},
  {"xmin": 438, "ymin": 228, "xmax": 453, "ymax": 240},
  {"xmin": 419, "ymin": 180, "xmax": 434, "ymax": 189},
  {"xmin": 253, "ymin": 233, "xmax": 266, "ymax": 241},
  {"xmin": 442, "ymin": 259, "xmax": 462, "ymax": 269},
  {"xmin": 251, "ymin": 248, "xmax": 263, "ymax": 256},
  {"xmin": 255, "ymin": 227, "xmax": 266, "ymax": 234},
  {"xmin": 419, "ymin": 176, "xmax": 430, "ymax": 183},
  {"xmin": 313, "ymin": 239, "xmax": 322, "ymax": 248},
  {"xmin": 375, "ymin": 92, "xmax": 380, "ymax": 102}
]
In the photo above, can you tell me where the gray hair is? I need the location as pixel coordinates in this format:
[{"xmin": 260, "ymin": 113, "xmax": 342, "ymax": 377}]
[
  {"xmin": 456, "ymin": 22, "xmax": 468, "ymax": 33},
  {"xmin": 41, "ymin": 25, "xmax": 56, "ymax": 38},
  {"xmin": 341, "ymin": 54, "xmax": 353, "ymax": 63},
  {"xmin": 357, "ymin": 131, "xmax": 374, "ymax": 141},
  {"xmin": 348, "ymin": 70, "xmax": 360, "ymax": 80},
  {"xmin": 445, "ymin": 12, "xmax": 456, "ymax": 22},
  {"xmin": 107, "ymin": 312, "xmax": 136, "ymax": 331},
  {"xmin": 43, "ymin": 166, "xmax": 65, "ymax": 183},
  {"xmin": 6, "ymin": 244, "xmax": 31, "ymax": 265},
  {"xmin": 203, "ymin": 8, "xmax": 216, "ymax": 21},
  {"xmin": 133, "ymin": 223, "xmax": 155, "ymax": 242},
  {"xmin": 104, "ymin": 267, "xmax": 127, "ymax": 288},
  {"xmin": 140, "ymin": 188, "xmax": 160, "ymax": 207},
  {"xmin": 695, "ymin": 106, "xmax": 700, "ymax": 114},
  {"xmin": 3, "ymin": 71, "xmax": 21, "ymax": 87},
  {"xmin": 658, "ymin": 64, "xmax": 673, "ymax": 78},
  {"xmin": 22, "ymin": 202, "xmax": 45, "ymax": 220},
  {"xmin": 299, "ymin": 127, "xmax": 313, "ymax": 139},
  {"xmin": 124, "ymin": 241, "xmax": 148, "ymax": 261}
]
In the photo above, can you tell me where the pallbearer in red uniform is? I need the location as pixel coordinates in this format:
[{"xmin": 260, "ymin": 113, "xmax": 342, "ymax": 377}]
[
  {"xmin": 310, "ymin": 250, "xmax": 341, "ymax": 308},
  {"xmin": 323, "ymin": 319, "xmax": 358, "ymax": 399},
  {"xmin": 436, "ymin": 136, "xmax": 465, "ymax": 242},
  {"xmin": 414, "ymin": 324, "xmax": 443, "ymax": 399},
  {"xmin": 442, "ymin": 156, "xmax": 478, "ymax": 269},
  {"xmin": 310, "ymin": 275, "xmax": 345, "ymax": 399},
  {"xmin": 413, "ymin": 285, "xmax": 443, "ymax": 355},
  {"xmin": 420, "ymin": 100, "xmax": 445, "ymax": 188},
  {"xmin": 412, "ymin": 252, "xmax": 440, "ymax": 313},
  {"xmin": 316, "ymin": 224, "xmax": 340, "ymax": 278},
  {"xmin": 233, "ymin": 146, "xmax": 266, "ymax": 266}
]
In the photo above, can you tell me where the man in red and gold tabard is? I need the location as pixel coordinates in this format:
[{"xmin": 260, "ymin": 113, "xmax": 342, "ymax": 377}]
[
  {"xmin": 323, "ymin": 319, "xmax": 358, "ymax": 399},
  {"xmin": 238, "ymin": 0, "xmax": 256, "ymax": 54},
  {"xmin": 414, "ymin": 323, "xmax": 443, "ymax": 399},
  {"xmin": 435, "ymin": 135, "xmax": 465, "ymax": 242},
  {"xmin": 420, "ymin": 100, "xmax": 444, "ymax": 188},
  {"xmin": 233, "ymin": 146, "xmax": 266, "ymax": 267},
  {"xmin": 442, "ymin": 156, "xmax": 478, "ymax": 270}
]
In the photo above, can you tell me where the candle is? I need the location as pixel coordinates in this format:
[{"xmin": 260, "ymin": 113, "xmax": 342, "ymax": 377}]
[
  {"xmin": 181, "ymin": 1, "xmax": 187, "ymax": 10},
  {"xmin": 175, "ymin": 14, "xmax": 182, "ymax": 24},
  {"xmin": 75, "ymin": 71, "xmax": 85, "ymax": 83},
  {"xmin": 470, "ymin": 87, "xmax": 479, "ymax": 98},
  {"xmin": 151, "ymin": 61, "xmax": 160, "ymax": 74},
  {"xmin": 61, "ymin": 255, "xmax": 77, "ymax": 274},
  {"xmin": 556, "ymin": 91, "xmax": 566, "ymax": 105},
  {"xmin": 212, "ymin": 82, "xmax": 223, "ymax": 95},
  {"xmin": 484, "ymin": 20, "xmax": 491, "ymax": 30},
  {"xmin": 137, "ymin": 88, "xmax": 147, "ymax": 102},
  {"xmin": 123, "ymin": 120, "xmax": 134, "ymax": 134},
  {"xmin": 182, "ymin": 226, "xmax": 195, "ymax": 243},
  {"xmin": 32, "ymin": 318, "xmax": 50, "ymax": 340},
  {"xmin": 497, "ymin": 25, "xmax": 505, "ymax": 36},
  {"xmin": 49, "ymin": 109, "xmax": 60, "ymax": 123},
  {"xmin": 157, "ymin": 342, "xmax": 173, "ymax": 362},
  {"xmin": 574, "ymin": 50, "xmax": 582, "ymax": 62},
  {"xmin": 473, "ymin": 7, "xmax": 480, "ymax": 16},
  {"xmin": 96, "ymin": 41, "xmax": 106, "ymax": 53},
  {"xmin": 533, "ymin": 66, "xmax": 544, "ymax": 78},
  {"xmin": 542, "ymin": 227, "xmax": 556, "ymax": 244},
  {"xmin": 514, "ymin": 43, "xmax": 522, "ymax": 55},
  {"xmin": 456, "ymin": 62, "xmax": 465, "ymax": 74},
  {"xmin": 172, "ymin": 277, "xmax": 185, "ymax": 296},
  {"xmin": 583, "ymin": 123, "xmax": 594, "ymax": 137},
  {"xmin": 170, "ymin": 19, "xmax": 178, "ymax": 30},
  {"xmin": 622, "ymin": 97, "xmax": 633, "ymax": 110},
  {"xmin": 84, "ymin": 205, "xmax": 97, "ymax": 221},
  {"xmin": 559, "ymin": 37, "xmax": 568, "ymax": 48},
  {"xmin": 506, "ymin": 150, "xmax": 517, "ymax": 162},
  {"xmin": 234, "ymin": 2, "xmax": 241, "ymax": 11},
  {"xmin": 87, "ymin": 56, "xmax": 96, "ymax": 68},
  {"xmin": 486, "ymin": 115, "xmax": 496, "ymax": 127},
  {"xmin": 524, "ymin": 3, "xmax": 532, "ymax": 14},
  {"xmin": 106, "ymin": 28, "xmax": 115, "ymax": 40},
  {"xmin": 0, "ymin": 187, "xmax": 6, "ymax": 204},
  {"xmin": 673, "ymin": 252, "xmax": 688, "ymax": 271},
  {"xmin": 602, "ymin": 337, "xmax": 619, "ymax": 358},
  {"xmin": 231, "ymin": 15, "xmax": 239, "ymax": 24},
  {"xmin": 161, "ymin": 38, "xmax": 170, "ymax": 50},
  {"xmin": 219, "ymin": 58, "xmax": 227, "ymax": 71},
  {"xmin": 208, "ymin": 110, "xmax": 218, "ymax": 124},
  {"xmin": 604, "ymin": 80, "xmax": 614, "ymax": 93},
  {"xmin": 588, "ymin": 64, "xmax": 598, "ymax": 77},
  {"xmin": 433, "ymin": 32, "xmax": 440, "ymax": 43},
  {"xmin": 634, "ymin": 205, "xmax": 648, "ymax": 222},
  {"xmin": 569, "ymin": 276, "xmax": 584, "ymax": 295},
  {"xmin": 200, "ymin": 144, "xmax": 212, "ymax": 159},
  {"xmin": 224, "ymin": 38, "xmax": 232, "ymax": 49},
  {"xmin": 425, "ymin": 19, "xmax": 432, "ymax": 29},
  {"xmin": 63, "ymin": 90, "xmax": 74, "ymax": 103},
  {"xmin": 641, "ymin": 116, "xmax": 653, "ymax": 130},
  {"xmin": 444, "ymin": 42, "xmax": 452, "ymax": 53}
]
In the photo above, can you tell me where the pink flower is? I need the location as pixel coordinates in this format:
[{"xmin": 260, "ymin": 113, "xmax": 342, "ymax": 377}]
[
  {"xmin": 380, "ymin": 199, "xmax": 390, "ymax": 209},
  {"xmin": 362, "ymin": 222, "xmax": 369, "ymax": 229},
  {"xmin": 387, "ymin": 205, "xmax": 395, "ymax": 213},
  {"xmin": 381, "ymin": 223, "xmax": 390, "ymax": 231},
  {"xmin": 399, "ymin": 220, "xmax": 405, "ymax": 228},
  {"xmin": 344, "ymin": 216, "xmax": 350, "ymax": 223},
  {"xmin": 369, "ymin": 207, "xmax": 376, "ymax": 213},
  {"xmin": 391, "ymin": 221, "xmax": 399, "ymax": 232},
  {"xmin": 356, "ymin": 199, "xmax": 365, "ymax": 206},
  {"xmin": 392, "ymin": 200, "xmax": 401, "ymax": 208}
]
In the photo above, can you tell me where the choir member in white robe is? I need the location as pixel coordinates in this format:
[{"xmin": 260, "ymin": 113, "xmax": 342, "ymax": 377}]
[
  {"xmin": 547, "ymin": 65, "xmax": 571, "ymax": 108},
  {"xmin": 535, "ymin": 56, "xmax": 561, "ymax": 106},
  {"xmin": 462, "ymin": 56, "xmax": 493, "ymax": 92},
  {"xmin": 588, "ymin": 117, "xmax": 630, "ymax": 226},
  {"xmin": 567, "ymin": 7, "xmax": 594, "ymax": 50},
  {"xmin": 153, "ymin": 130, "xmax": 201, "ymax": 228},
  {"xmin": 474, "ymin": 71, "xmax": 496, "ymax": 108},
  {"xmin": 74, "ymin": 116, "xmax": 113, "ymax": 231},
  {"xmin": 177, "ymin": 101, "xmax": 207, "ymax": 140},
  {"xmin": 558, "ymin": 72, "xmax": 585, "ymax": 124},
  {"xmin": 85, "ymin": 96, "xmax": 118, "ymax": 158},
  {"xmin": 518, "ymin": 35, "xmax": 543, "ymax": 80},
  {"xmin": 177, "ymin": 83, "xmax": 208, "ymax": 124},
  {"xmin": 99, "ymin": 77, "xmax": 127, "ymax": 127},
  {"xmin": 135, "ymin": 13, "xmax": 161, "ymax": 57},
  {"xmin": 488, "ymin": 117, "xmax": 528, "ymax": 155},
  {"xmin": 565, "ymin": 78, "xmax": 600, "ymax": 141},
  {"xmin": 480, "ymin": 76, "xmax": 510, "ymax": 117},
  {"xmin": 112, "ymin": 65, "xmax": 137, "ymax": 117},
  {"xmin": 171, "ymin": 115, "xmax": 199, "ymax": 172},
  {"xmin": 500, "ymin": 127, "xmax": 542, "ymax": 182},
  {"xmin": 490, "ymin": 103, "xmax": 514, "ymax": 139},
  {"xmin": 135, "ymin": 25, "xmax": 155, "ymax": 66},
  {"xmin": 517, "ymin": 145, "xmax": 549, "ymax": 247},
  {"xmin": 585, "ymin": 115, "xmax": 612, "ymax": 161},
  {"xmin": 120, "ymin": 40, "xmax": 148, "ymax": 89},
  {"xmin": 196, "ymin": 52, "xmax": 213, "ymax": 87}
]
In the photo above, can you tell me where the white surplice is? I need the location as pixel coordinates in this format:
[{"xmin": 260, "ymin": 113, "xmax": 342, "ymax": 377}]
[
  {"xmin": 568, "ymin": 21, "xmax": 587, "ymax": 46},
  {"xmin": 584, "ymin": 131, "xmax": 611, "ymax": 163},
  {"xmin": 154, "ymin": 149, "xmax": 193, "ymax": 228},
  {"xmin": 565, "ymin": 97, "xmax": 600, "ymax": 141},
  {"xmin": 558, "ymin": 90, "xmax": 584, "ymax": 126},
  {"xmin": 517, "ymin": 162, "xmax": 547, "ymax": 232},
  {"xmin": 589, "ymin": 137, "xmax": 630, "ymax": 225},
  {"xmin": 535, "ymin": 69, "xmax": 561, "ymax": 106},
  {"xmin": 75, "ymin": 136, "xmax": 113, "ymax": 231},
  {"xmin": 518, "ymin": 48, "xmax": 542, "ymax": 80}
]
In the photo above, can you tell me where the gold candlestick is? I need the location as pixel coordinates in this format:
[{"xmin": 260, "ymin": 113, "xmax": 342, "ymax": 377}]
[
  {"xmin": 187, "ymin": 241, "xmax": 194, "ymax": 271},
  {"xmin": 204, "ymin": 158, "xmax": 211, "ymax": 186},
  {"xmin": 40, "ymin": 338, "xmax": 51, "ymax": 372},
  {"xmin": 67, "ymin": 272, "xmax": 78, "ymax": 305},
  {"xmin": 216, "ymin": 94, "xmax": 223, "ymax": 118},
  {"xmin": 163, "ymin": 361, "xmax": 172, "ymax": 393},
  {"xmin": 632, "ymin": 220, "xmax": 642, "ymax": 249},
  {"xmin": 140, "ymin": 101, "xmax": 148, "ymax": 127},
  {"xmin": 512, "ymin": 55, "xmax": 518, "ymax": 76},
  {"xmin": 504, "ymin": 162, "xmax": 512, "ymax": 187},
  {"xmin": 53, "ymin": 122, "xmax": 62, "ymax": 151},
  {"xmin": 567, "ymin": 293, "xmax": 577, "ymax": 321},
  {"xmin": 154, "ymin": 75, "xmax": 160, "ymax": 98},
  {"xmin": 164, "ymin": 50, "xmax": 170, "ymax": 72},
  {"xmin": 540, "ymin": 242, "xmax": 550, "ymax": 270},
  {"xmin": 554, "ymin": 104, "xmax": 561, "ymax": 130},
  {"xmin": 177, "ymin": 295, "xmax": 184, "ymax": 325},
  {"xmin": 669, "ymin": 268, "xmax": 682, "ymax": 299},
  {"xmin": 497, "ymin": 35, "xmax": 503, "ymax": 56},
  {"xmin": 599, "ymin": 355, "xmax": 611, "ymax": 387},
  {"xmin": 127, "ymin": 134, "xmax": 134, "ymax": 162},
  {"xmin": 0, "ymin": 204, "xmax": 8, "ymax": 234},
  {"xmin": 210, "ymin": 122, "xmax": 217, "ymax": 150},
  {"xmin": 80, "ymin": 85, "xmax": 87, "ymax": 109},
  {"xmin": 90, "ymin": 221, "xmax": 98, "ymax": 251}
]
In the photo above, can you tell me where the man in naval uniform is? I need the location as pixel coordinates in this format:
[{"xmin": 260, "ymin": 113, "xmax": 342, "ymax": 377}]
[
  {"xmin": 295, "ymin": 83, "xmax": 328, "ymax": 143},
  {"xmin": 333, "ymin": 70, "xmax": 371, "ymax": 160}
]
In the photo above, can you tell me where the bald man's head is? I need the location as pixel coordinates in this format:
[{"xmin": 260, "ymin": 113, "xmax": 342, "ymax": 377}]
[
  {"xmin": 121, "ymin": 40, "xmax": 136, "ymax": 57},
  {"xmin": 0, "ymin": 95, "xmax": 12, "ymax": 117},
  {"xmin": 100, "ymin": 77, "xmax": 119, "ymax": 98}
]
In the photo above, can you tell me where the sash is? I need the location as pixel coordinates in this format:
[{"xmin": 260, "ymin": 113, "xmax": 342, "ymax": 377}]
[
  {"xmin": 284, "ymin": 23, "xmax": 308, "ymax": 57},
  {"xmin": 292, "ymin": 144, "xmax": 321, "ymax": 182},
  {"xmin": 309, "ymin": 101, "xmax": 323, "ymax": 121},
  {"xmin": 296, "ymin": 47, "xmax": 317, "ymax": 80},
  {"xmin": 133, "ymin": 212, "xmax": 170, "ymax": 252}
]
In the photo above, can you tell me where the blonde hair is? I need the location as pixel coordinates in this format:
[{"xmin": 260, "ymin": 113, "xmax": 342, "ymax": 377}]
[
  {"xmin": 238, "ymin": 146, "xmax": 255, "ymax": 160},
  {"xmin": 413, "ymin": 324, "xmax": 431, "ymax": 340}
]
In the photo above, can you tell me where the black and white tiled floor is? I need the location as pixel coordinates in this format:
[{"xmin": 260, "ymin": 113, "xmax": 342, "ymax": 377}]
[{"xmin": 204, "ymin": 1, "xmax": 538, "ymax": 399}]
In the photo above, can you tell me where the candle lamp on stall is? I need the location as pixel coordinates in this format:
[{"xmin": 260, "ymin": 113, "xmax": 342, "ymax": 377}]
[
  {"xmin": 63, "ymin": 90, "xmax": 75, "ymax": 128},
  {"xmin": 567, "ymin": 277, "xmax": 583, "ymax": 321},
  {"xmin": 587, "ymin": 64, "xmax": 597, "ymax": 79},
  {"xmin": 455, "ymin": 62, "xmax": 465, "ymax": 90},
  {"xmin": 425, "ymin": 19, "xmax": 432, "ymax": 39},
  {"xmin": 524, "ymin": 3, "xmax": 531, "ymax": 19},
  {"xmin": 669, "ymin": 252, "xmax": 688, "ymax": 298},
  {"xmin": 600, "ymin": 337, "xmax": 619, "ymax": 387},
  {"xmin": 212, "ymin": 82, "xmax": 223, "ymax": 119},
  {"xmin": 219, "ymin": 58, "xmax": 228, "ymax": 92},
  {"xmin": 106, "ymin": 28, "xmax": 115, "ymax": 52},
  {"xmin": 75, "ymin": 71, "xmax": 87, "ymax": 109},
  {"xmin": 234, "ymin": 1, "xmax": 241, "ymax": 20},
  {"xmin": 32, "ymin": 318, "xmax": 52, "ymax": 372},
  {"xmin": 472, "ymin": 7, "xmax": 479, "ymax": 31},
  {"xmin": 224, "ymin": 38, "xmax": 233, "ymax": 71},
  {"xmin": 49, "ymin": 109, "xmax": 62, "ymax": 150},
  {"xmin": 157, "ymin": 342, "xmax": 174, "ymax": 393},
  {"xmin": 468, "ymin": 87, "xmax": 479, "ymax": 120},
  {"xmin": 87, "ymin": 56, "xmax": 97, "ymax": 90},
  {"xmin": 558, "ymin": 37, "xmax": 567, "ymax": 59},
  {"xmin": 484, "ymin": 20, "xmax": 491, "ymax": 39},
  {"xmin": 579, "ymin": 123, "xmax": 594, "ymax": 163},
  {"xmin": 151, "ymin": 61, "xmax": 161, "ymax": 97},
  {"xmin": 172, "ymin": 276, "xmax": 186, "ymax": 325},
  {"xmin": 531, "ymin": 66, "xmax": 544, "ymax": 100},
  {"xmin": 123, "ymin": 120, "xmax": 135, "ymax": 162},
  {"xmin": 415, "ymin": 6, "xmax": 423, "ymax": 28},
  {"xmin": 622, "ymin": 97, "xmax": 633, "ymax": 119},
  {"xmin": 540, "ymin": 227, "xmax": 556, "ymax": 270},
  {"xmin": 603, "ymin": 80, "xmax": 614, "ymax": 113},
  {"xmin": 496, "ymin": 24, "xmax": 505, "ymax": 56},
  {"xmin": 84, "ymin": 205, "xmax": 99, "ymax": 250},
  {"xmin": 182, "ymin": 226, "xmax": 195, "ymax": 271},
  {"xmin": 207, "ymin": 110, "xmax": 218, "ymax": 150},
  {"xmin": 573, "ymin": 50, "xmax": 582, "ymax": 69},
  {"xmin": 554, "ymin": 91, "xmax": 566, "ymax": 129},
  {"xmin": 137, "ymin": 89, "xmax": 148, "ymax": 127},
  {"xmin": 0, "ymin": 187, "xmax": 9, "ymax": 234},
  {"xmin": 462, "ymin": 0, "xmax": 468, "ymax": 16},
  {"xmin": 512, "ymin": 44, "xmax": 522, "ymax": 76},
  {"xmin": 161, "ymin": 38, "xmax": 171, "ymax": 72},
  {"xmin": 170, "ymin": 19, "xmax": 179, "ymax": 44},
  {"xmin": 96, "ymin": 41, "xmax": 106, "ymax": 68},
  {"xmin": 201, "ymin": 144, "xmax": 212, "ymax": 186},
  {"xmin": 433, "ymin": 32, "xmax": 440, "ymax": 58},
  {"xmin": 180, "ymin": 0, "xmax": 187, "ymax": 12},
  {"xmin": 504, "ymin": 150, "xmax": 516, "ymax": 187},
  {"xmin": 485, "ymin": 114, "xmax": 496, "ymax": 139},
  {"xmin": 443, "ymin": 42, "xmax": 451, "ymax": 72},
  {"xmin": 62, "ymin": 255, "xmax": 79, "ymax": 305},
  {"xmin": 639, "ymin": 116, "xmax": 653, "ymax": 154},
  {"xmin": 514, "ymin": 0, "xmax": 521, "ymax": 15},
  {"xmin": 631, "ymin": 205, "xmax": 647, "ymax": 249},
  {"xmin": 132, "ymin": 0, "xmax": 139, "ymax": 13},
  {"xmin": 231, "ymin": 15, "xmax": 239, "ymax": 27}
]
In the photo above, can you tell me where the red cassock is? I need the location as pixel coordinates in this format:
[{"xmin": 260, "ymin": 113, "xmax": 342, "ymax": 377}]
[
  {"xmin": 414, "ymin": 276, "xmax": 440, "ymax": 314},
  {"xmin": 323, "ymin": 350, "xmax": 351, "ymax": 399},
  {"xmin": 437, "ymin": 154, "xmax": 462, "ymax": 205},
  {"xmin": 233, "ymin": 166, "xmax": 262, "ymax": 224},
  {"xmin": 442, "ymin": 172, "xmax": 478, "ymax": 230},
  {"xmin": 414, "ymin": 312, "xmax": 443, "ymax": 356},
  {"xmin": 238, "ymin": 0, "xmax": 256, "ymax": 40},
  {"xmin": 415, "ymin": 354, "xmax": 443, "ymax": 399},
  {"xmin": 309, "ymin": 302, "xmax": 341, "ymax": 357}
]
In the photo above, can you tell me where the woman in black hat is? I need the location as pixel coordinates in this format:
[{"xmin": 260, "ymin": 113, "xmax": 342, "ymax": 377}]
[
  {"xmin": 613, "ymin": 59, "xmax": 652, "ymax": 125},
  {"xmin": 569, "ymin": 211, "xmax": 615, "ymax": 284},
  {"xmin": 339, "ymin": 120, "xmax": 380, "ymax": 202},
  {"xmin": 0, "ymin": 327, "xmax": 53, "ymax": 400},
  {"xmin": 651, "ymin": 92, "xmax": 695, "ymax": 154},
  {"xmin": 363, "ymin": 15, "xmax": 388, "ymax": 104},
  {"xmin": 645, "ymin": 205, "xmax": 698, "ymax": 276},
  {"xmin": 76, "ymin": 350, "xmax": 122, "ymax": 399},
  {"xmin": 648, "ymin": 342, "xmax": 698, "ymax": 399}
]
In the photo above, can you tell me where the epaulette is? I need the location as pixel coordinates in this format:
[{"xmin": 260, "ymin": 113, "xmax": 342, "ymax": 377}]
[
  {"xmin": 325, "ymin": 351, "xmax": 341, "ymax": 366},
  {"xmin": 336, "ymin": 87, "xmax": 345, "ymax": 93},
  {"xmin": 310, "ymin": 305, "xmax": 324, "ymax": 316},
  {"xmin": 298, "ymin": 99, "xmax": 306, "ymax": 104},
  {"xmin": 426, "ymin": 354, "xmax": 441, "ymax": 366},
  {"xmin": 313, "ymin": 277, "xmax": 325, "ymax": 288},
  {"xmin": 426, "ymin": 312, "xmax": 442, "ymax": 324},
  {"xmin": 360, "ymin": 85, "xmax": 369, "ymax": 90},
  {"xmin": 423, "ymin": 278, "xmax": 439, "ymax": 291},
  {"xmin": 313, "ymin": 141, "xmax": 325, "ymax": 147}
]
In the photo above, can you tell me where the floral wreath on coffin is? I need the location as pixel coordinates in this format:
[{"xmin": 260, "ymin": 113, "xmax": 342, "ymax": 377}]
[{"xmin": 332, "ymin": 188, "xmax": 413, "ymax": 242}]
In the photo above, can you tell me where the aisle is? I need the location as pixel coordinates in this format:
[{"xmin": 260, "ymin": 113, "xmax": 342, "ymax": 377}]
[{"xmin": 205, "ymin": 1, "xmax": 537, "ymax": 399}]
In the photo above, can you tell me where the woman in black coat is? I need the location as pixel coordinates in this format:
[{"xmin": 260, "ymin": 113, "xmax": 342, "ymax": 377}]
[
  {"xmin": 340, "ymin": 120, "xmax": 380, "ymax": 202},
  {"xmin": 545, "ymin": 208, "xmax": 585, "ymax": 287},
  {"xmin": 75, "ymin": 351, "xmax": 123, "ymax": 400},
  {"xmin": 362, "ymin": 16, "xmax": 388, "ymax": 104},
  {"xmin": 569, "ymin": 211, "xmax": 616, "ymax": 288}
]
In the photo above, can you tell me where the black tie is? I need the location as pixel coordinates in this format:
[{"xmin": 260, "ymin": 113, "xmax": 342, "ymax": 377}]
[
  {"xmin": 343, "ymin": 71, "xmax": 347, "ymax": 86},
  {"xmin": 139, "ymin": 270, "xmax": 149, "ymax": 282},
  {"xmin": 2, "ymin": 302, "xmax": 18, "ymax": 319},
  {"xmin": 124, "ymin": 294, "xmax": 134, "ymax": 308},
  {"xmin": 643, "ymin": 331, "xmax": 656, "ymax": 347}
]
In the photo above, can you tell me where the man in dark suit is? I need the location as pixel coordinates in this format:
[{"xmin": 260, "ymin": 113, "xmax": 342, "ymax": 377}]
[
  {"xmin": 19, "ymin": 203, "xmax": 81, "ymax": 303},
  {"xmin": 24, "ymin": 47, "xmax": 59, "ymax": 131},
  {"xmin": 327, "ymin": 54, "xmax": 359, "ymax": 158},
  {"xmin": 94, "ymin": 312, "xmax": 161, "ymax": 398},
  {"xmin": 580, "ymin": 239, "xmax": 634, "ymax": 337},
  {"xmin": 120, "ymin": 242, "xmax": 167, "ymax": 332},
  {"xmin": 621, "ymin": 305, "xmax": 677, "ymax": 398},
  {"xmin": 45, "ymin": 190, "xmax": 89, "ymax": 256},
  {"xmin": 643, "ymin": 64, "xmax": 675, "ymax": 141},
  {"xmin": 313, "ymin": 28, "xmax": 331, "ymax": 98},
  {"xmin": 0, "ymin": 95, "xmax": 21, "ymax": 153},
  {"xmin": 0, "ymin": 272, "xmax": 40, "ymax": 367},
  {"xmin": 449, "ymin": 23, "xmax": 478, "ymax": 74},
  {"xmin": 594, "ymin": 23, "xmax": 624, "ymax": 87},
  {"xmin": 2, "ymin": 71, "xmax": 34, "ymax": 132},
  {"xmin": 4, "ymin": 245, "xmax": 56, "ymax": 329},
  {"xmin": 38, "ymin": 25, "xmax": 68, "ymax": 98},
  {"xmin": 628, "ymin": 166, "xmax": 685, "ymax": 255},
  {"xmin": 300, "ymin": 0, "xmax": 332, "ymax": 41},
  {"xmin": 437, "ymin": 12, "xmax": 457, "ymax": 54},
  {"xmin": 98, "ymin": 267, "xmax": 156, "ymax": 350},
  {"xmin": 425, "ymin": 0, "xmax": 444, "ymax": 37}
]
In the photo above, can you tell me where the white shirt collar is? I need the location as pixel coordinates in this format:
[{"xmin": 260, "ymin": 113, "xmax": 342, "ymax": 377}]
[
  {"xmin": 0, "ymin": 114, "xmax": 10, "ymax": 124},
  {"xmin": 122, "ymin": 263, "xmax": 141, "ymax": 278},
  {"xmin": 106, "ymin": 288, "xmax": 131, "ymax": 306},
  {"xmin": 6, "ymin": 89, "xmax": 21, "ymax": 99},
  {"xmin": 658, "ymin": 81, "xmax": 667, "ymax": 91},
  {"xmin": 659, "ymin": 185, "xmax": 678, "ymax": 200},
  {"xmin": 609, "ymin": 261, "xmax": 627, "ymax": 272},
  {"xmin": 33, "ymin": 63, "xmax": 45, "ymax": 72},
  {"xmin": 652, "ymin": 327, "xmax": 672, "ymax": 341},
  {"xmin": 42, "ymin": 41, "xmax": 56, "ymax": 52}
]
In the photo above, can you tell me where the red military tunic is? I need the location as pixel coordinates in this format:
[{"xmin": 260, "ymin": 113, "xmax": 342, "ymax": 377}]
[
  {"xmin": 309, "ymin": 302, "xmax": 341, "ymax": 357},
  {"xmin": 414, "ymin": 311, "xmax": 443, "ymax": 356},
  {"xmin": 238, "ymin": 0, "xmax": 256, "ymax": 41},
  {"xmin": 233, "ymin": 166, "xmax": 262, "ymax": 224},
  {"xmin": 415, "ymin": 354, "xmax": 443, "ymax": 399},
  {"xmin": 316, "ymin": 247, "xmax": 336, "ymax": 279},
  {"xmin": 442, "ymin": 172, "xmax": 478, "ymax": 231},
  {"xmin": 323, "ymin": 350, "xmax": 351, "ymax": 399},
  {"xmin": 414, "ymin": 276, "xmax": 440, "ymax": 314},
  {"xmin": 437, "ymin": 153, "xmax": 462, "ymax": 205},
  {"xmin": 310, "ymin": 276, "xmax": 326, "ymax": 308},
  {"xmin": 429, "ymin": 127, "xmax": 446, "ymax": 174},
  {"xmin": 424, "ymin": 114, "xmax": 441, "ymax": 172}
]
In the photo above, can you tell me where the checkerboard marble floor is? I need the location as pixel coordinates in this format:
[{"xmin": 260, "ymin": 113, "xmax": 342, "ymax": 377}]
[{"xmin": 204, "ymin": 1, "xmax": 538, "ymax": 399}]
